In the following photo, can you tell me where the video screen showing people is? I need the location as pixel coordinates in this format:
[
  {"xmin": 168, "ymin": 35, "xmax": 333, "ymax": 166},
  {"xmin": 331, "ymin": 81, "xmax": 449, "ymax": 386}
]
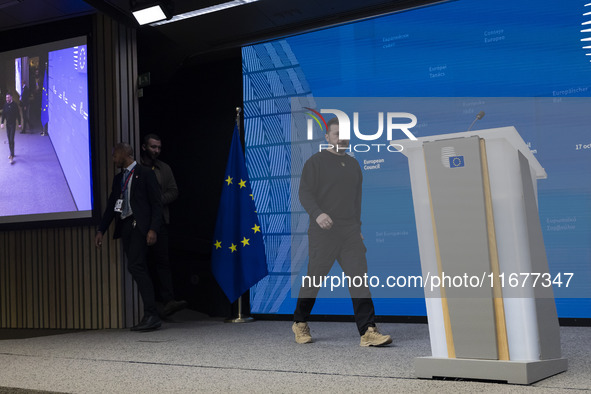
[{"xmin": 0, "ymin": 36, "xmax": 92, "ymax": 225}]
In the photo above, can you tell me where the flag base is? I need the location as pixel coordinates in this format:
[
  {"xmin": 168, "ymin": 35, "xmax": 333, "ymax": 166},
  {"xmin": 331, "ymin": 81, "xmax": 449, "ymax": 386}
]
[
  {"xmin": 224, "ymin": 295, "xmax": 256, "ymax": 323},
  {"xmin": 225, "ymin": 316, "xmax": 255, "ymax": 323}
]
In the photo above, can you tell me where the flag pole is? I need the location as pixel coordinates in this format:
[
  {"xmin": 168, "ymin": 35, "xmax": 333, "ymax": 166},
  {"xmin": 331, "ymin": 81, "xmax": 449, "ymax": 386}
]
[
  {"xmin": 225, "ymin": 296, "xmax": 254, "ymax": 323},
  {"xmin": 225, "ymin": 106, "xmax": 255, "ymax": 324},
  {"xmin": 235, "ymin": 106, "xmax": 241, "ymax": 132}
]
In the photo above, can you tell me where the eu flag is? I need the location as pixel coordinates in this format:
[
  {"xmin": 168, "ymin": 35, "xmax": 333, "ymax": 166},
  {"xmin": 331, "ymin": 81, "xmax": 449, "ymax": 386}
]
[
  {"xmin": 211, "ymin": 125, "xmax": 268, "ymax": 303},
  {"xmin": 40, "ymin": 68, "xmax": 49, "ymax": 128},
  {"xmin": 449, "ymin": 155, "xmax": 465, "ymax": 168}
]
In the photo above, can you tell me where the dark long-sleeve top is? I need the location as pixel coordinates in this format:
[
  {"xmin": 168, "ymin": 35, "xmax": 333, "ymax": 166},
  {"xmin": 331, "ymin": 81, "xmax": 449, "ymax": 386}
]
[
  {"xmin": 298, "ymin": 150, "xmax": 362, "ymax": 227},
  {"xmin": 1, "ymin": 101, "xmax": 21, "ymax": 125}
]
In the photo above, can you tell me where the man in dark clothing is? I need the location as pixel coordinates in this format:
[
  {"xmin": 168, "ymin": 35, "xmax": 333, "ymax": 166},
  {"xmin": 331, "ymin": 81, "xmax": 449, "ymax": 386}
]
[
  {"xmin": 95, "ymin": 143, "xmax": 163, "ymax": 331},
  {"xmin": 141, "ymin": 133, "xmax": 187, "ymax": 318},
  {"xmin": 1, "ymin": 93, "xmax": 22, "ymax": 164},
  {"xmin": 292, "ymin": 117, "xmax": 392, "ymax": 347},
  {"xmin": 20, "ymin": 83, "xmax": 30, "ymax": 133}
]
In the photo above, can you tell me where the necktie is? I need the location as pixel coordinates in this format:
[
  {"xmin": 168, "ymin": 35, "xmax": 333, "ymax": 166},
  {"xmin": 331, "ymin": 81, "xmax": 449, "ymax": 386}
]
[{"xmin": 121, "ymin": 170, "xmax": 131, "ymax": 218}]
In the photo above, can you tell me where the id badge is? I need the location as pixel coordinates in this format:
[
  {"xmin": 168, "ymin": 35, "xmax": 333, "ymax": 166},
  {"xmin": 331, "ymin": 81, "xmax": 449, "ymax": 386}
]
[{"xmin": 114, "ymin": 199, "xmax": 123, "ymax": 213}]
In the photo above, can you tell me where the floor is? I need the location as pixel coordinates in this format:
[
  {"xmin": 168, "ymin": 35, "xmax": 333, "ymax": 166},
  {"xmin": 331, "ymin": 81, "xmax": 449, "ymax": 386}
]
[{"xmin": 0, "ymin": 310, "xmax": 589, "ymax": 393}]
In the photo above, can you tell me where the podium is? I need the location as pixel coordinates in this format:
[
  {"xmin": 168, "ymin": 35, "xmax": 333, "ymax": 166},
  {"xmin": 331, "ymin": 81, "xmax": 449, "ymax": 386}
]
[{"xmin": 390, "ymin": 127, "xmax": 567, "ymax": 384}]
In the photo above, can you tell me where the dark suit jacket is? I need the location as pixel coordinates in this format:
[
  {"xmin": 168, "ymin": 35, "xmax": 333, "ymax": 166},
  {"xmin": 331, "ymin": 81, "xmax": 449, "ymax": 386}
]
[
  {"xmin": 98, "ymin": 163, "xmax": 163, "ymax": 239},
  {"xmin": 21, "ymin": 86, "xmax": 30, "ymax": 106}
]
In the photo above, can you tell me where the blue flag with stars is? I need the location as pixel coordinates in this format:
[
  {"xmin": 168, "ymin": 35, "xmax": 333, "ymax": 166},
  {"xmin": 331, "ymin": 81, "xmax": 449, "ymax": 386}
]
[
  {"xmin": 211, "ymin": 125, "xmax": 268, "ymax": 303},
  {"xmin": 41, "ymin": 67, "xmax": 49, "ymax": 128}
]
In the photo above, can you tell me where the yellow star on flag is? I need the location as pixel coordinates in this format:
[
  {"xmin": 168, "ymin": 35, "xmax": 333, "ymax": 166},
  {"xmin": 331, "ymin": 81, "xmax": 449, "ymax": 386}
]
[
  {"xmin": 225, "ymin": 176, "xmax": 233, "ymax": 185},
  {"xmin": 229, "ymin": 243, "xmax": 237, "ymax": 253},
  {"xmin": 249, "ymin": 193, "xmax": 254, "ymax": 200},
  {"xmin": 252, "ymin": 224, "xmax": 261, "ymax": 233},
  {"xmin": 238, "ymin": 179, "xmax": 247, "ymax": 188},
  {"xmin": 241, "ymin": 237, "xmax": 250, "ymax": 247},
  {"xmin": 214, "ymin": 240, "xmax": 222, "ymax": 249}
]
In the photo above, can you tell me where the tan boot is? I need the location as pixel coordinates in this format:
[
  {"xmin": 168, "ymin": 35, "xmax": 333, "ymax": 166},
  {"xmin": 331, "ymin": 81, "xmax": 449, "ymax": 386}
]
[
  {"xmin": 292, "ymin": 322, "xmax": 312, "ymax": 344},
  {"xmin": 360, "ymin": 326, "xmax": 392, "ymax": 347}
]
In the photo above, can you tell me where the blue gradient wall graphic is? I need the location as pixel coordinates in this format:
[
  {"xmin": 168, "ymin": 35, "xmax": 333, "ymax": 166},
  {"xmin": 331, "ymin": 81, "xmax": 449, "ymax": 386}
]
[{"xmin": 242, "ymin": 0, "xmax": 591, "ymax": 318}]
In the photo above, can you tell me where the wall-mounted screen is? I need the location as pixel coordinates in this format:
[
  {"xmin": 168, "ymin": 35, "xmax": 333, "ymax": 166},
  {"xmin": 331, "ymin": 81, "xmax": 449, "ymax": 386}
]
[
  {"xmin": 0, "ymin": 36, "xmax": 92, "ymax": 226},
  {"xmin": 242, "ymin": 0, "xmax": 591, "ymax": 318}
]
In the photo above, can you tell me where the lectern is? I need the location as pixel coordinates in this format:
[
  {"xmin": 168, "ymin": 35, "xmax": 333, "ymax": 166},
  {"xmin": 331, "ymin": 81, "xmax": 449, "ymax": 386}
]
[{"xmin": 390, "ymin": 127, "xmax": 567, "ymax": 384}]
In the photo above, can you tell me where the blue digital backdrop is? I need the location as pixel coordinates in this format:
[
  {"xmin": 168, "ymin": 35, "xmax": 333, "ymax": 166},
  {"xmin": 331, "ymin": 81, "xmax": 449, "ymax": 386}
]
[
  {"xmin": 48, "ymin": 44, "xmax": 91, "ymax": 211},
  {"xmin": 242, "ymin": 0, "xmax": 591, "ymax": 318}
]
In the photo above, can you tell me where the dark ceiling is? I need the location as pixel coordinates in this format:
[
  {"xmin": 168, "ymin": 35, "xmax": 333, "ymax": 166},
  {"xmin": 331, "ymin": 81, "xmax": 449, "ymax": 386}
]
[{"xmin": 0, "ymin": 0, "xmax": 445, "ymax": 59}]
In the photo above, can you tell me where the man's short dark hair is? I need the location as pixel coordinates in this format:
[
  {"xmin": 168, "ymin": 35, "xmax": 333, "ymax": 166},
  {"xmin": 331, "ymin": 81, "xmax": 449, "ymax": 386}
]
[
  {"xmin": 326, "ymin": 117, "xmax": 339, "ymax": 133},
  {"xmin": 115, "ymin": 142, "xmax": 134, "ymax": 157},
  {"xmin": 143, "ymin": 133, "xmax": 161, "ymax": 145}
]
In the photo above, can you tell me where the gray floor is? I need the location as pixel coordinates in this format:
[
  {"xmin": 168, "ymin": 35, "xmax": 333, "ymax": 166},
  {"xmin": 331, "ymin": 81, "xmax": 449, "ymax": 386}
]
[
  {"xmin": 0, "ymin": 310, "xmax": 589, "ymax": 393},
  {"xmin": 0, "ymin": 126, "xmax": 77, "ymax": 217}
]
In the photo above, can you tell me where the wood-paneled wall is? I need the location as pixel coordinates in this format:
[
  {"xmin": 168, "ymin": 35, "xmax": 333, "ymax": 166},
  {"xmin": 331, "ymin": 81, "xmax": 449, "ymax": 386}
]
[{"xmin": 0, "ymin": 13, "xmax": 142, "ymax": 329}]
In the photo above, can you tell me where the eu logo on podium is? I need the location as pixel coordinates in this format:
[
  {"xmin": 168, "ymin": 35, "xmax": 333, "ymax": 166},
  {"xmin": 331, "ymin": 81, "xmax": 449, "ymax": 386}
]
[{"xmin": 449, "ymin": 155, "xmax": 465, "ymax": 168}]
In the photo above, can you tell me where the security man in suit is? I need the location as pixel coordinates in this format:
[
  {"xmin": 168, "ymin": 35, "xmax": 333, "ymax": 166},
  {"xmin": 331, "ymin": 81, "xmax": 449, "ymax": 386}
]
[
  {"xmin": 20, "ymin": 83, "xmax": 30, "ymax": 133},
  {"xmin": 95, "ymin": 142, "xmax": 163, "ymax": 331}
]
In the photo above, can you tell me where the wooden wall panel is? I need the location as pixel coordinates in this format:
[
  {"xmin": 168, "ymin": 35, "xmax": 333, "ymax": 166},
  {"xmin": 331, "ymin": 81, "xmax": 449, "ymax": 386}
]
[{"xmin": 0, "ymin": 14, "xmax": 141, "ymax": 329}]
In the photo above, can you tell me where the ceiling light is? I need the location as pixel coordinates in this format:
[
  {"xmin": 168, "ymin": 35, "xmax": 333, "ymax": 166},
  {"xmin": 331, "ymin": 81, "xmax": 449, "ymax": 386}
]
[
  {"xmin": 132, "ymin": 2, "xmax": 172, "ymax": 25},
  {"xmin": 150, "ymin": 0, "xmax": 258, "ymax": 26}
]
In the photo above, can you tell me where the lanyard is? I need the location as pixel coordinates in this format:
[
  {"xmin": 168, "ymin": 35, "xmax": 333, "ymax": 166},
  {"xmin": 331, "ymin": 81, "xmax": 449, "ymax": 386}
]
[{"xmin": 120, "ymin": 168, "xmax": 135, "ymax": 196}]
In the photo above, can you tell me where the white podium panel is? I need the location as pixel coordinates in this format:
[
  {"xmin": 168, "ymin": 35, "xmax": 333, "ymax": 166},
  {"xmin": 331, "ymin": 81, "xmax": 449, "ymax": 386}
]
[{"xmin": 391, "ymin": 127, "xmax": 567, "ymax": 384}]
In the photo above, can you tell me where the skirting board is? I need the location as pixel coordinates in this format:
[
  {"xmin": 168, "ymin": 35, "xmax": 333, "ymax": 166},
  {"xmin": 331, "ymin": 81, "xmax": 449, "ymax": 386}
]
[{"xmin": 415, "ymin": 357, "xmax": 568, "ymax": 385}]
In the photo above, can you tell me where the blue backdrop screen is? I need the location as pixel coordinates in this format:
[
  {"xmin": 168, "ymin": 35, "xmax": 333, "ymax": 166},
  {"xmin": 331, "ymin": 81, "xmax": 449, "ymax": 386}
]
[
  {"xmin": 242, "ymin": 0, "xmax": 591, "ymax": 318},
  {"xmin": 48, "ymin": 44, "xmax": 91, "ymax": 211}
]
